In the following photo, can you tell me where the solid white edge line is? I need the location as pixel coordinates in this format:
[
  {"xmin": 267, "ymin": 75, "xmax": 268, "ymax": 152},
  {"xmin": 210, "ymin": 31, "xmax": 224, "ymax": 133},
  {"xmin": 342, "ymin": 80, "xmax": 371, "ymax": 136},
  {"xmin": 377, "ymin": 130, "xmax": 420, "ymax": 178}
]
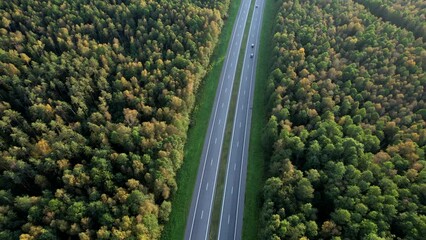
[
  {"xmin": 188, "ymin": 0, "xmax": 248, "ymax": 238},
  {"xmin": 209, "ymin": 1, "xmax": 254, "ymax": 240},
  {"xmin": 217, "ymin": 0, "xmax": 254, "ymax": 239},
  {"xmin": 233, "ymin": 1, "xmax": 265, "ymax": 239},
  {"xmin": 218, "ymin": 0, "xmax": 258, "ymax": 238}
]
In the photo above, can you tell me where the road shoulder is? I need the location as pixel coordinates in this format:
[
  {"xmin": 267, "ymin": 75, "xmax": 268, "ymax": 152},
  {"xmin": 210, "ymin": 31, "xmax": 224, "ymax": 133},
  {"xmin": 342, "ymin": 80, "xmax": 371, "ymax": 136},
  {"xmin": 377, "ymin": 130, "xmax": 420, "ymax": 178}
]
[{"xmin": 242, "ymin": 0, "xmax": 281, "ymax": 239}]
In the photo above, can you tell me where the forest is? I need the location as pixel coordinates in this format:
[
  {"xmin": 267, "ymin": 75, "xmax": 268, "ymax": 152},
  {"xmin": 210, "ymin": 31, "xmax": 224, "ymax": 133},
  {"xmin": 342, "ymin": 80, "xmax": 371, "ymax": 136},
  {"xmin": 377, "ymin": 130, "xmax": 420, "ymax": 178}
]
[
  {"xmin": 355, "ymin": 0, "xmax": 426, "ymax": 39},
  {"xmin": 260, "ymin": 0, "xmax": 425, "ymax": 239},
  {"xmin": 0, "ymin": 0, "xmax": 228, "ymax": 239}
]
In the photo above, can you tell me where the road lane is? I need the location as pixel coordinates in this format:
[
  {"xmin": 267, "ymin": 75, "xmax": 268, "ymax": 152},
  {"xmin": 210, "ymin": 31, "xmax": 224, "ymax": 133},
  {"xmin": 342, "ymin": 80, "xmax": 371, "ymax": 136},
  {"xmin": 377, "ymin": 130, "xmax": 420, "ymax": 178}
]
[
  {"xmin": 218, "ymin": 0, "xmax": 265, "ymax": 239},
  {"xmin": 184, "ymin": 0, "xmax": 253, "ymax": 239}
]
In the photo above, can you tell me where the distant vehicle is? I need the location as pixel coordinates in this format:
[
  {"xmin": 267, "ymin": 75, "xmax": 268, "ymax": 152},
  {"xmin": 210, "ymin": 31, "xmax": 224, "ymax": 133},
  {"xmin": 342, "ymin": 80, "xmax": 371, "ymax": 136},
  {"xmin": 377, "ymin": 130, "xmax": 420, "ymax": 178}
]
[
  {"xmin": 250, "ymin": 53, "xmax": 254, "ymax": 58},
  {"xmin": 255, "ymin": 5, "xmax": 258, "ymax": 8},
  {"xmin": 251, "ymin": 43, "xmax": 255, "ymax": 48}
]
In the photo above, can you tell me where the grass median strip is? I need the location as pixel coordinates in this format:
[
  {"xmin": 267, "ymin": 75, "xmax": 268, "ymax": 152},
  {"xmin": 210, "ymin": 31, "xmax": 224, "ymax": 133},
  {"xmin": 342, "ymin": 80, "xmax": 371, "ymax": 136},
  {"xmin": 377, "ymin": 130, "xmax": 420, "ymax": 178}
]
[
  {"xmin": 208, "ymin": 0, "xmax": 256, "ymax": 239},
  {"xmin": 242, "ymin": 0, "xmax": 280, "ymax": 239},
  {"xmin": 160, "ymin": 0, "xmax": 242, "ymax": 239}
]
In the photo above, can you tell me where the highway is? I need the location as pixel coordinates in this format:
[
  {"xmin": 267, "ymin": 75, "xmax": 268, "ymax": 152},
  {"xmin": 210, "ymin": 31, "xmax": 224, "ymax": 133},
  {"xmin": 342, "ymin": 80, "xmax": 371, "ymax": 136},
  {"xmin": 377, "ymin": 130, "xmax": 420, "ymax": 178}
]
[
  {"xmin": 218, "ymin": 0, "xmax": 265, "ymax": 239},
  {"xmin": 184, "ymin": 0, "xmax": 253, "ymax": 239}
]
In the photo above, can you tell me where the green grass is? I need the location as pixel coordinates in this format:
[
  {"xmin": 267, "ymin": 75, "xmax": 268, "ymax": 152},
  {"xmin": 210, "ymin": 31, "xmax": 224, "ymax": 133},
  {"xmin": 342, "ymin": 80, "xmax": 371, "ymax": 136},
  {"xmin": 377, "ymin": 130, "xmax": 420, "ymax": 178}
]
[
  {"xmin": 208, "ymin": 0, "xmax": 257, "ymax": 238},
  {"xmin": 160, "ymin": 0, "xmax": 243, "ymax": 239},
  {"xmin": 242, "ymin": 0, "xmax": 281, "ymax": 239}
]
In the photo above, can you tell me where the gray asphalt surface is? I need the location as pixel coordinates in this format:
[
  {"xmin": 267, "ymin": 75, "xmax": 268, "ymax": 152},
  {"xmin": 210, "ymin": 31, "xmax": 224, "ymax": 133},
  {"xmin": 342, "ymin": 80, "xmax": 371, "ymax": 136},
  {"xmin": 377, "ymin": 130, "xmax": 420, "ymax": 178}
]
[
  {"xmin": 184, "ymin": 0, "xmax": 253, "ymax": 239},
  {"xmin": 218, "ymin": 0, "xmax": 265, "ymax": 239}
]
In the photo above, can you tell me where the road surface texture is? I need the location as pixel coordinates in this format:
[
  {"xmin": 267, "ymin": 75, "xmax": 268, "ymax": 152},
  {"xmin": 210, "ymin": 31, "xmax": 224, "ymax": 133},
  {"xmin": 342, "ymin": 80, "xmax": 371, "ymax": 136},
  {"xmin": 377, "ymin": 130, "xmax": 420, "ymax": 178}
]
[
  {"xmin": 184, "ymin": 0, "xmax": 253, "ymax": 239},
  {"xmin": 218, "ymin": 0, "xmax": 265, "ymax": 239}
]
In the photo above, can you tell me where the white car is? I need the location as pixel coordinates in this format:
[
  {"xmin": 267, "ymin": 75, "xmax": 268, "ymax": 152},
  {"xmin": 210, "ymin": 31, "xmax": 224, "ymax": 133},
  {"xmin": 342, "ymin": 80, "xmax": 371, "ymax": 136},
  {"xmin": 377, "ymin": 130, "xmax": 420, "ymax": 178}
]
[
  {"xmin": 251, "ymin": 43, "xmax": 255, "ymax": 48},
  {"xmin": 250, "ymin": 53, "xmax": 254, "ymax": 58}
]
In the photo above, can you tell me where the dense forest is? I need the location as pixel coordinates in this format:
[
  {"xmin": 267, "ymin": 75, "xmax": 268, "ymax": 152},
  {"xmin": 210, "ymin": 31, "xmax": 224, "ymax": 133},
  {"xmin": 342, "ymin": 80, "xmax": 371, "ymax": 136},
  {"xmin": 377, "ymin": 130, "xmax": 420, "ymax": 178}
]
[
  {"xmin": 0, "ymin": 0, "xmax": 228, "ymax": 238},
  {"xmin": 260, "ymin": 0, "xmax": 425, "ymax": 239},
  {"xmin": 355, "ymin": 0, "xmax": 426, "ymax": 39}
]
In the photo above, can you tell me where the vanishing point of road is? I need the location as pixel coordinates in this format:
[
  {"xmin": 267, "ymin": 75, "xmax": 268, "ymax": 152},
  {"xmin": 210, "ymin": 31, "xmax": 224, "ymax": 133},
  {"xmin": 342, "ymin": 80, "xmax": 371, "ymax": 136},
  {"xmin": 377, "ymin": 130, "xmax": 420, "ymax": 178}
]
[{"xmin": 184, "ymin": 0, "xmax": 264, "ymax": 239}]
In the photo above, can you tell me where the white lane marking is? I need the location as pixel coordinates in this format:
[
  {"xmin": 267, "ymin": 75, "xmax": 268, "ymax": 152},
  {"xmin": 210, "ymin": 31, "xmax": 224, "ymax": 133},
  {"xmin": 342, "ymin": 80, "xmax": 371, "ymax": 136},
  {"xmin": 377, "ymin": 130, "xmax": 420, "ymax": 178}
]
[
  {"xmin": 231, "ymin": 186, "xmax": 234, "ymax": 194},
  {"xmin": 228, "ymin": 75, "xmax": 231, "ymax": 80},
  {"xmin": 211, "ymin": 158, "xmax": 213, "ymax": 166},
  {"xmin": 234, "ymin": 163, "xmax": 236, "ymax": 171},
  {"xmin": 218, "ymin": 119, "xmax": 221, "ymax": 125},
  {"xmin": 206, "ymin": 183, "xmax": 209, "ymax": 191},
  {"xmin": 237, "ymin": 141, "xmax": 239, "ymax": 148},
  {"xmin": 239, "ymin": 122, "xmax": 242, "ymax": 128},
  {"xmin": 201, "ymin": 210, "xmax": 204, "ymax": 219},
  {"xmin": 215, "ymin": 138, "xmax": 218, "ymax": 144},
  {"xmin": 225, "ymin": 88, "xmax": 228, "ymax": 93},
  {"xmin": 241, "ymin": 104, "xmax": 244, "ymax": 110},
  {"xmin": 244, "ymin": 90, "xmax": 246, "ymax": 96},
  {"xmin": 233, "ymin": 10, "xmax": 262, "ymax": 238},
  {"xmin": 246, "ymin": 77, "xmax": 248, "ymax": 82},
  {"xmin": 221, "ymin": 102, "xmax": 224, "ymax": 109},
  {"xmin": 210, "ymin": 0, "xmax": 251, "ymax": 240},
  {"xmin": 217, "ymin": 1, "xmax": 261, "ymax": 238},
  {"xmin": 231, "ymin": 62, "xmax": 233, "ymax": 67}
]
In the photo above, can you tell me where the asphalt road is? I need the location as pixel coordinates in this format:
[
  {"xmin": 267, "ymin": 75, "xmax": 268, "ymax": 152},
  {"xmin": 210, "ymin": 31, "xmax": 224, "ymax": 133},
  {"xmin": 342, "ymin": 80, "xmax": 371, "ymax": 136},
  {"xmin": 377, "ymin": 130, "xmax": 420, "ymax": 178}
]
[
  {"xmin": 218, "ymin": 0, "xmax": 265, "ymax": 239},
  {"xmin": 184, "ymin": 0, "xmax": 253, "ymax": 239}
]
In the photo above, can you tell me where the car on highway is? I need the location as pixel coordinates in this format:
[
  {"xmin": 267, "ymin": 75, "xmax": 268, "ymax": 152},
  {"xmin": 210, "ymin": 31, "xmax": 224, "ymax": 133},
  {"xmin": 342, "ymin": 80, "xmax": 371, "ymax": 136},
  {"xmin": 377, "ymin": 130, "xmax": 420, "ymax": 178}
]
[
  {"xmin": 251, "ymin": 43, "xmax": 255, "ymax": 48},
  {"xmin": 256, "ymin": 5, "xmax": 258, "ymax": 8},
  {"xmin": 250, "ymin": 53, "xmax": 254, "ymax": 58}
]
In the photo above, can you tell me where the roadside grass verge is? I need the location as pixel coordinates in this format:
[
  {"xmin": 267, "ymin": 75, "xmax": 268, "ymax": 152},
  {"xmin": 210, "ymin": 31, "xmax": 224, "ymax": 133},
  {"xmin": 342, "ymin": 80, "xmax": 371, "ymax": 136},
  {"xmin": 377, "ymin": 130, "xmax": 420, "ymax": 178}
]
[
  {"xmin": 160, "ymin": 0, "xmax": 242, "ymax": 239},
  {"xmin": 242, "ymin": 0, "xmax": 281, "ymax": 239}
]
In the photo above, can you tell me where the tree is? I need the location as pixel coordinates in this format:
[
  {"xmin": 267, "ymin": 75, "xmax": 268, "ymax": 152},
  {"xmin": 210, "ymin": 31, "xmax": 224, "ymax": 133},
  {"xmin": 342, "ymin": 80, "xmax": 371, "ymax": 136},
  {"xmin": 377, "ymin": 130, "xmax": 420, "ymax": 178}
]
[{"xmin": 260, "ymin": 1, "xmax": 425, "ymax": 239}]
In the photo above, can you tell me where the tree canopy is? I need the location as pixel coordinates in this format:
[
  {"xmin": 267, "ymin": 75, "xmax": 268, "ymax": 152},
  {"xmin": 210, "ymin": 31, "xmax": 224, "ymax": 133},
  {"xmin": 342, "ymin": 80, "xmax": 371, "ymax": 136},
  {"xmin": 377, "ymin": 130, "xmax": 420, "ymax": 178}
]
[
  {"xmin": 260, "ymin": 0, "xmax": 425, "ymax": 239},
  {"xmin": 0, "ymin": 0, "xmax": 229, "ymax": 238}
]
